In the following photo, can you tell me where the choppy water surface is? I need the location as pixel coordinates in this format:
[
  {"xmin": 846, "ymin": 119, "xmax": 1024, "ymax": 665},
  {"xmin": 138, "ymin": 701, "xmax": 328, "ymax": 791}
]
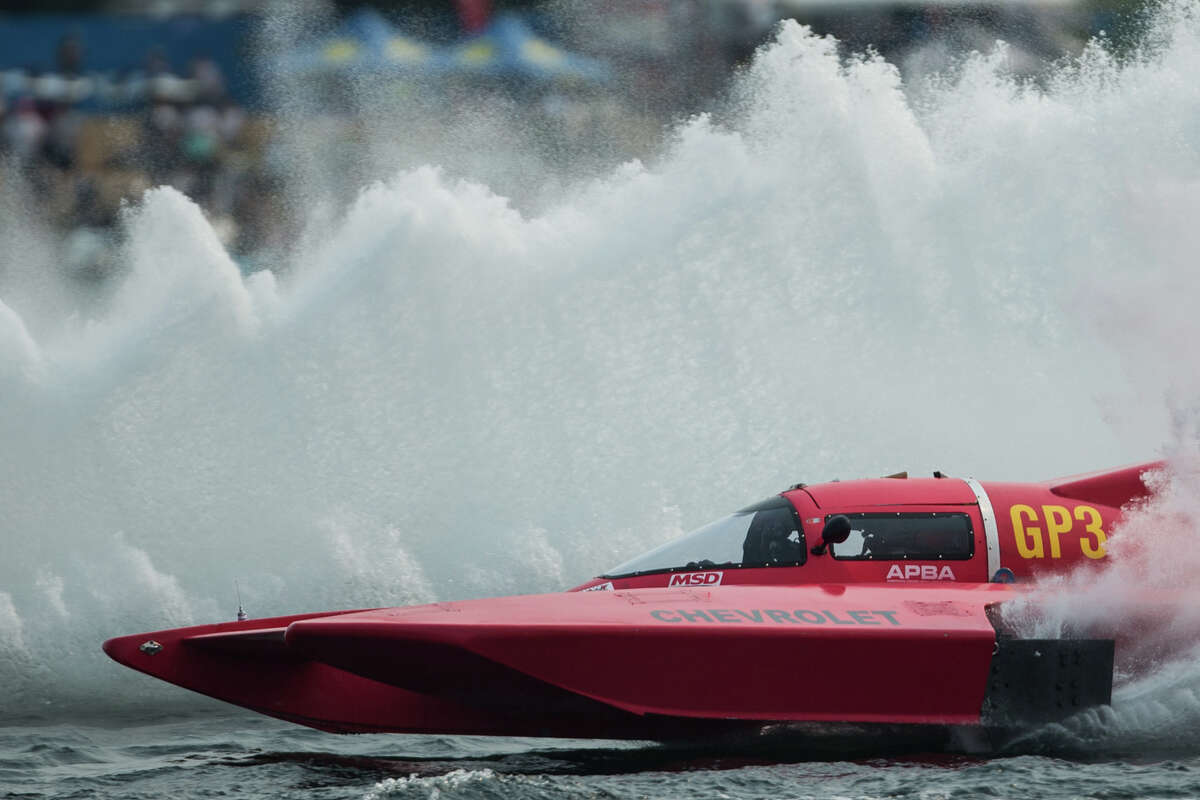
[
  {"xmin": 7, "ymin": 712, "xmax": 1200, "ymax": 799},
  {"xmin": 5, "ymin": 1, "xmax": 1200, "ymax": 797}
]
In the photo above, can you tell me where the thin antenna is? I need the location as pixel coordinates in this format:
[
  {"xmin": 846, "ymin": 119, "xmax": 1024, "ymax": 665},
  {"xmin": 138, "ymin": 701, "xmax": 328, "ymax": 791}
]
[{"xmin": 235, "ymin": 579, "xmax": 247, "ymax": 622}]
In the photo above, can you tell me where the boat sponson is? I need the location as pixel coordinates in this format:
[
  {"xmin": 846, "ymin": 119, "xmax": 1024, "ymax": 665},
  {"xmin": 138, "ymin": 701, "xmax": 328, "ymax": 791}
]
[{"xmin": 283, "ymin": 585, "xmax": 1003, "ymax": 725}]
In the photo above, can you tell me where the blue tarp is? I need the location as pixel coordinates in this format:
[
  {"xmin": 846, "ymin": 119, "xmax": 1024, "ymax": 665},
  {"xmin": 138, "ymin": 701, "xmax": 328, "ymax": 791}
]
[
  {"xmin": 277, "ymin": 8, "xmax": 443, "ymax": 77},
  {"xmin": 278, "ymin": 9, "xmax": 611, "ymax": 86},
  {"xmin": 446, "ymin": 13, "xmax": 611, "ymax": 85}
]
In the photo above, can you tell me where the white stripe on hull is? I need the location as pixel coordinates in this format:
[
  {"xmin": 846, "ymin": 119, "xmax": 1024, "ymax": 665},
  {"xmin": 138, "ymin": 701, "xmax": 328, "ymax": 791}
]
[{"xmin": 963, "ymin": 477, "xmax": 1001, "ymax": 579}]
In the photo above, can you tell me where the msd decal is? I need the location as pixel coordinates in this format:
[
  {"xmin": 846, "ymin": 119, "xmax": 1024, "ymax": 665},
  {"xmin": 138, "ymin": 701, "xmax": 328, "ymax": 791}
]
[
  {"xmin": 668, "ymin": 571, "xmax": 724, "ymax": 587},
  {"xmin": 886, "ymin": 564, "xmax": 957, "ymax": 581},
  {"xmin": 582, "ymin": 582, "xmax": 614, "ymax": 592}
]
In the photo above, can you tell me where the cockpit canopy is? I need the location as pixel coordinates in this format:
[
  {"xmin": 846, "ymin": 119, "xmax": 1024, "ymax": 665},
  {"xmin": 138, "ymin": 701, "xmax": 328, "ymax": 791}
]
[{"xmin": 602, "ymin": 495, "xmax": 804, "ymax": 578}]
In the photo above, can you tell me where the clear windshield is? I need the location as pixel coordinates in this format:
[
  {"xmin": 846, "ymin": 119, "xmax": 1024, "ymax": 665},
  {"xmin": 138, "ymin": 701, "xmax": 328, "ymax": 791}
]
[{"xmin": 602, "ymin": 495, "xmax": 804, "ymax": 578}]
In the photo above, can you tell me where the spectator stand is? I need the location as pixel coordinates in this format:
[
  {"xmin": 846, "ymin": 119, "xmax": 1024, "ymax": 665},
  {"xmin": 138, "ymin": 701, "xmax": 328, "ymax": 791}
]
[{"xmin": 0, "ymin": 14, "xmax": 270, "ymax": 279}]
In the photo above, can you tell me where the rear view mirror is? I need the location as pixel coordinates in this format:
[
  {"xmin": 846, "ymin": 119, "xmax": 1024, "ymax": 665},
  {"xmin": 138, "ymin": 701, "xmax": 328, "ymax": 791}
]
[{"xmin": 811, "ymin": 515, "xmax": 852, "ymax": 556}]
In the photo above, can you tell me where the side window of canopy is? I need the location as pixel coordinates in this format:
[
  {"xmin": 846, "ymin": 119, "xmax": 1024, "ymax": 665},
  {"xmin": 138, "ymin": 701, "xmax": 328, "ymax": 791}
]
[
  {"xmin": 602, "ymin": 495, "xmax": 805, "ymax": 578},
  {"xmin": 829, "ymin": 512, "xmax": 973, "ymax": 561}
]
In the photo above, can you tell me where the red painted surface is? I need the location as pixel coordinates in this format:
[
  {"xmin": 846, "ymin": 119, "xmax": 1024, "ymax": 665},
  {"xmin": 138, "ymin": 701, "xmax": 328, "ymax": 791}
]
[
  {"xmin": 285, "ymin": 585, "xmax": 1002, "ymax": 725},
  {"xmin": 801, "ymin": 477, "xmax": 977, "ymax": 508},
  {"xmin": 983, "ymin": 462, "xmax": 1161, "ymax": 581},
  {"xmin": 103, "ymin": 460, "xmax": 1163, "ymax": 738}
]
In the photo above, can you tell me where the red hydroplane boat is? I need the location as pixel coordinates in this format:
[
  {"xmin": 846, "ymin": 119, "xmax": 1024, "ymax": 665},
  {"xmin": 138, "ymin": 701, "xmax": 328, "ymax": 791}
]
[{"xmin": 103, "ymin": 461, "xmax": 1162, "ymax": 740}]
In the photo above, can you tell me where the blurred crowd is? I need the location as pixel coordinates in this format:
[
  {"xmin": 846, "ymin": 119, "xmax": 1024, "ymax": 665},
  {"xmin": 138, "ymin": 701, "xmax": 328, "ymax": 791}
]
[
  {"xmin": 0, "ymin": 33, "xmax": 282, "ymax": 280},
  {"xmin": 0, "ymin": 1, "xmax": 1138, "ymax": 284}
]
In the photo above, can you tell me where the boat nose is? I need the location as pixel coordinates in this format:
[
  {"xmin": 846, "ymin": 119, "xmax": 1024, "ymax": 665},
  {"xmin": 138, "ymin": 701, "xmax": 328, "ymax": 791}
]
[
  {"xmin": 101, "ymin": 633, "xmax": 154, "ymax": 667},
  {"xmin": 101, "ymin": 634, "xmax": 131, "ymax": 665}
]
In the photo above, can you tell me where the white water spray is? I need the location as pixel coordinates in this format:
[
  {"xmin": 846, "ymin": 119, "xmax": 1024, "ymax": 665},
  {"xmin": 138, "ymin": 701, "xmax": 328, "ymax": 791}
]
[
  {"xmin": 983, "ymin": 3, "xmax": 1200, "ymax": 748},
  {"xmin": 2, "ymin": 5, "xmax": 1199, "ymax": 724}
]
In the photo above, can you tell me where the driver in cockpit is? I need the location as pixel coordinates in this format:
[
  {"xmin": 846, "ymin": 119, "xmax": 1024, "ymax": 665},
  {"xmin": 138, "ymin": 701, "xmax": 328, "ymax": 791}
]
[
  {"xmin": 742, "ymin": 510, "xmax": 805, "ymax": 566},
  {"xmin": 766, "ymin": 527, "xmax": 804, "ymax": 564}
]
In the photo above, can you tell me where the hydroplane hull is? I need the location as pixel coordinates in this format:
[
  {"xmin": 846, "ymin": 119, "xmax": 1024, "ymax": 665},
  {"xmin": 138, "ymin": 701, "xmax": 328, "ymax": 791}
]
[
  {"xmin": 103, "ymin": 583, "xmax": 1111, "ymax": 737},
  {"xmin": 103, "ymin": 461, "xmax": 1158, "ymax": 739}
]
